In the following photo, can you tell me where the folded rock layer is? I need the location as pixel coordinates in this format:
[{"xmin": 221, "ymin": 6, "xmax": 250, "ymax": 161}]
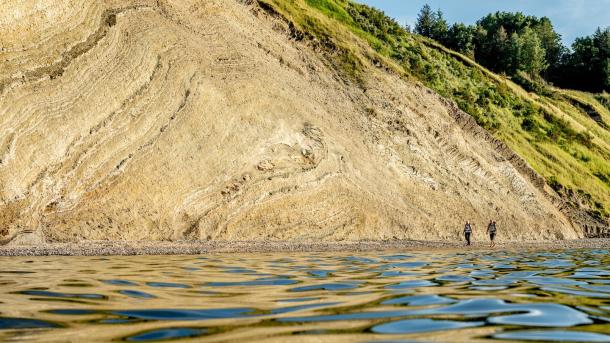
[{"xmin": 0, "ymin": 0, "xmax": 580, "ymax": 244}]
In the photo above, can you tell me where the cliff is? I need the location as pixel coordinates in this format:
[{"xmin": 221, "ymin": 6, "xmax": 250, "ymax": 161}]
[{"xmin": 0, "ymin": 0, "xmax": 582, "ymax": 244}]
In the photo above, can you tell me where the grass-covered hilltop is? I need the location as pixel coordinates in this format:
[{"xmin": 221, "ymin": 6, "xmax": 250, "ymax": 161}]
[{"xmin": 259, "ymin": 0, "xmax": 610, "ymax": 236}]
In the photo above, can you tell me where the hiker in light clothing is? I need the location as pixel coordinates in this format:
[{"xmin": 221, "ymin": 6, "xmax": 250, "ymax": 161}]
[
  {"xmin": 464, "ymin": 221, "xmax": 473, "ymax": 246},
  {"xmin": 487, "ymin": 220, "xmax": 497, "ymax": 247}
]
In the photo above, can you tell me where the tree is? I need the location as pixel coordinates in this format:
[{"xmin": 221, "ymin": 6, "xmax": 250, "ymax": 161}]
[
  {"xmin": 446, "ymin": 23, "xmax": 475, "ymax": 57},
  {"xmin": 471, "ymin": 11, "xmax": 562, "ymax": 76},
  {"xmin": 554, "ymin": 27, "xmax": 610, "ymax": 92},
  {"xmin": 593, "ymin": 28, "xmax": 610, "ymax": 90},
  {"xmin": 415, "ymin": 4, "xmax": 435, "ymax": 37},
  {"xmin": 534, "ymin": 18, "xmax": 563, "ymax": 69},
  {"xmin": 517, "ymin": 28, "xmax": 548, "ymax": 76},
  {"xmin": 508, "ymin": 32, "xmax": 522, "ymax": 73},
  {"xmin": 493, "ymin": 26, "xmax": 510, "ymax": 71},
  {"xmin": 415, "ymin": 5, "xmax": 448, "ymax": 42},
  {"xmin": 432, "ymin": 9, "xmax": 449, "ymax": 42}
]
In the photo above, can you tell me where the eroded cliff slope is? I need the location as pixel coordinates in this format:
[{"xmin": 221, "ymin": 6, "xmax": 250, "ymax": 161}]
[{"xmin": 0, "ymin": 0, "xmax": 581, "ymax": 244}]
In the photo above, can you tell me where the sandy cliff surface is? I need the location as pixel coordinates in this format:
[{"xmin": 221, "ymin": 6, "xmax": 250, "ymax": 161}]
[{"xmin": 0, "ymin": 0, "xmax": 581, "ymax": 244}]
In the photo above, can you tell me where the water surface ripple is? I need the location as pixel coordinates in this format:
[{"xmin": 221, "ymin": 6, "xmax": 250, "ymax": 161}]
[{"xmin": 1, "ymin": 249, "xmax": 610, "ymax": 342}]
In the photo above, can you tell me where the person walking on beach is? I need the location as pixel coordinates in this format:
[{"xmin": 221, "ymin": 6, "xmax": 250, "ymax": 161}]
[
  {"xmin": 464, "ymin": 221, "xmax": 473, "ymax": 246},
  {"xmin": 487, "ymin": 220, "xmax": 497, "ymax": 247}
]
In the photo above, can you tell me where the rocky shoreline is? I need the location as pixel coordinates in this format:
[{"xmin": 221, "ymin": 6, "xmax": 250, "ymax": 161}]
[{"xmin": 1, "ymin": 239, "xmax": 609, "ymax": 256}]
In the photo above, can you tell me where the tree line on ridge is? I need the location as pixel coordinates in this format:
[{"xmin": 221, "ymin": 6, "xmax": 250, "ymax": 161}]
[{"xmin": 413, "ymin": 4, "xmax": 610, "ymax": 93}]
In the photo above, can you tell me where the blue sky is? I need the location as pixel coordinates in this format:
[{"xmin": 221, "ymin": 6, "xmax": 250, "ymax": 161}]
[{"xmin": 358, "ymin": 0, "xmax": 610, "ymax": 46}]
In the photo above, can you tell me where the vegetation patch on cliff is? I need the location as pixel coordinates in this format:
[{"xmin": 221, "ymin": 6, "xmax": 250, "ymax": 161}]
[{"xmin": 260, "ymin": 0, "xmax": 610, "ymax": 224}]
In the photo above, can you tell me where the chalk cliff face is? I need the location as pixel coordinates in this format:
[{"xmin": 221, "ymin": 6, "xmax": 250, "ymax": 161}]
[{"xmin": 0, "ymin": 0, "xmax": 581, "ymax": 244}]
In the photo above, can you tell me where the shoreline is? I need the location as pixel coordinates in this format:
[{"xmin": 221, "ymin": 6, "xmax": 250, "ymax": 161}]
[{"xmin": 1, "ymin": 239, "xmax": 609, "ymax": 256}]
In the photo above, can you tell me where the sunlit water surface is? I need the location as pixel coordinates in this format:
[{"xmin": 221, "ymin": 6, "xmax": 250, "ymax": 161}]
[{"xmin": 1, "ymin": 249, "xmax": 610, "ymax": 342}]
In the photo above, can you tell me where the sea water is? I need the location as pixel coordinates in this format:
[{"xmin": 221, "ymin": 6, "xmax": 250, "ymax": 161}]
[{"xmin": 1, "ymin": 249, "xmax": 609, "ymax": 342}]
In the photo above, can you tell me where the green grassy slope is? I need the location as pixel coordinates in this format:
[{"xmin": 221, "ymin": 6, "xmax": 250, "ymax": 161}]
[{"xmin": 259, "ymin": 0, "xmax": 610, "ymax": 223}]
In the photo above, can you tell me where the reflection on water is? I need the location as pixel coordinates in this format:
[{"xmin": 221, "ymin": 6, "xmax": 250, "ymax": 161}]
[{"xmin": 1, "ymin": 249, "xmax": 610, "ymax": 342}]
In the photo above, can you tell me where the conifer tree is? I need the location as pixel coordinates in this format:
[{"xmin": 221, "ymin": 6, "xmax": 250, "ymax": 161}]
[{"xmin": 415, "ymin": 4, "xmax": 435, "ymax": 38}]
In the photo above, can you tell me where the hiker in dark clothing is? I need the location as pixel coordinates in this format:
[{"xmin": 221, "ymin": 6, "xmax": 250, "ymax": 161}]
[
  {"xmin": 464, "ymin": 221, "xmax": 473, "ymax": 246},
  {"xmin": 487, "ymin": 220, "xmax": 497, "ymax": 247}
]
